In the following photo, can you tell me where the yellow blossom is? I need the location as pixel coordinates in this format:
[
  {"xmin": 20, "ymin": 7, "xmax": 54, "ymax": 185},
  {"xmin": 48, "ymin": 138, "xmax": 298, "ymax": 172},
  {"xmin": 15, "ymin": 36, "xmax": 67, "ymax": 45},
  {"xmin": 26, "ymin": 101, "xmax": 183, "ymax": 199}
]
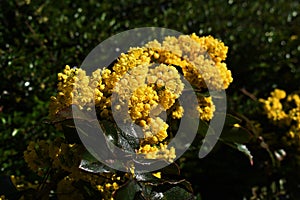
[
  {"xmin": 259, "ymin": 89, "xmax": 288, "ymax": 121},
  {"xmin": 152, "ymin": 172, "xmax": 161, "ymax": 179},
  {"xmin": 190, "ymin": 33, "xmax": 228, "ymax": 63},
  {"xmin": 142, "ymin": 117, "xmax": 169, "ymax": 144},
  {"xmin": 197, "ymin": 96, "xmax": 216, "ymax": 121},
  {"xmin": 138, "ymin": 143, "xmax": 176, "ymax": 162},
  {"xmin": 172, "ymin": 105, "xmax": 184, "ymax": 119}
]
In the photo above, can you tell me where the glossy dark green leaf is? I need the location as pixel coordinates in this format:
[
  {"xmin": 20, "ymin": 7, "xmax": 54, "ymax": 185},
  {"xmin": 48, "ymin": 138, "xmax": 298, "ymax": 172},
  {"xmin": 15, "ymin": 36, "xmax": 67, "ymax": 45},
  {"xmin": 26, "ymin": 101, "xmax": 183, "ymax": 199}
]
[
  {"xmin": 148, "ymin": 191, "xmax": 164, "ymax": 200},
  {"xmin": 99, "ymin": 120, "xmax": 119, "ymax": 145},
  {"xmin": 135, "ymin": 176, "xmax": 193, "ymax": 199},
  {"xmin": 161, "ymin": 186, "xmax": 194, "ymax": 200},
  {"xmin": 132, "ymin": 158, "xmax": 174, "ymax": 174},
  {"xmin": 197, "ymin": 120, "xmax": 212, "ymax": 138},
  {"xmin": 62, "ymin": 119, "xmax": 82, "ymax": 144},
  {"xmin": 136, "ymin": 184, "xmax": 153, "ymax": 200},
  {"xmin": 114, "ymin": 179, "xmax": 141, "ymax": 200},
  {"xmin": 100, "ymin": 120, "xmax": 140, "ymax": 152},
  {"xmin": 220, "ymin": 125, "xmax": 252, "ymax": 144},
  {"xmin": 160, "ymin": 162, "xmax": 180, "ymax": 177},
  {"xmin": 224, "ymin": 114, "xmax": 242, "ymax": 126},
  {"xmin": 135, "ymin": 172, "xmax": 161, "ymax": 183},
  {"xmin": 195, "ymin": 90, "xmax": 210, "ymax": 98},
  {"xmin": 79, "ymin": 151, "xmax": 112, "ymax": 174},
  {"xmin": 74, "ymin": 119, "xmax": 115, "ymax": 161},
  {"xmin": 117, "ymin": 123, "xmax": 141, "ymax": 150},
  {"xmin": 177, "ymin": 180, "xmax": 194, "ymax": 193}
]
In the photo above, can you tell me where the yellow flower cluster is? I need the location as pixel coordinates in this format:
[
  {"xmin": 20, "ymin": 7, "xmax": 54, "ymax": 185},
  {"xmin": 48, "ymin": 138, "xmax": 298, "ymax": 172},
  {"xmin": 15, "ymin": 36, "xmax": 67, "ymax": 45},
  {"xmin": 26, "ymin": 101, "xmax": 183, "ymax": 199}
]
[
  {"xmin": 111, "ymin": 62, "xmax": 184, "ymax": 159},
  {"xmin": 259, "ymin": 89, "xmax": 288, "ymax": 121},
  {"xmin": 48, "ymin": 33, "xmax": 232, "ymax": 165},
  {"xmin": 129, "ymin": 85, "xmax": 159, "ymax": 121},
  {"xmin": 260, "ymin": 89, "xmax": 300, "ymax": 144},
  {"xmin": 146, "ymin": 33, "xmax": 232, "ymax": 91},
  {"xmin": 197, "ymin": 96, "xmax": 216, "ymax": 121},
  {"xmin": 56, "ymin": 177, "xmax": 85, "ymax": 200},
  {"xmin": 190, "ymin": 34, "xmax": 228, "ymax": 63},
  {"xmin": 24, "ymin": 138, "xmax": 86, "ymax": 176},
  {"xmin": 49, "ymin": 65, "xmax": 105, "ymax": 119},
  {"xmin": 141, "ymin": 117, "xmax": 169, "ymax": 144},
  {"xmin": 172, "ymin": 105, "xmax": 184, "ymax": 119},
  {"xmin": 23, "ymin": 140, "xmax": 51, "ymax": 176},
  {"xmin": 96, "ymin": 176, "xmax": 120, "ymax": 200},
  {"xmin": 102, "ymin": 48, "xmax": 152, "ymax": 95},
  {"xmin": 56, "ymin": 173, "xmax": 122, "ymax": 200},
  {"xmin": 112, "ymin": 62, "xmax": 184, "ymax": 120},
  {"xmin": 137, "ymin": 143, "xmax": 176, "ymax": 163},
  {"xmin": 24, "ymin": 138, "xmax": 125, "ymax": 199}
]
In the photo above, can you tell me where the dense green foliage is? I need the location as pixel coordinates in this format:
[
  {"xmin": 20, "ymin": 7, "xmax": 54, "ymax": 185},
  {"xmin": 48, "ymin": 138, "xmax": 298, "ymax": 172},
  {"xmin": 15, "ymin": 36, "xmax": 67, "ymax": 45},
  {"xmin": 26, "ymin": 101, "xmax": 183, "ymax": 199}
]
[{"xmin": 1, "ymin": 0, "xmax": 299, "ymax": 199}]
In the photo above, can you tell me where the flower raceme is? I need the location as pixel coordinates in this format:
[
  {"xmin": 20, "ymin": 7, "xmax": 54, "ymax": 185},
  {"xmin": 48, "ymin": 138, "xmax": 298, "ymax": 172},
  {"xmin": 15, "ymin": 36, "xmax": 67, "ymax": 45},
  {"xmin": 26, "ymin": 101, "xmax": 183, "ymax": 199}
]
[
  {"xmin": 48, "ymin": 33, "xmax": 232, "ymax": 164},
  {"xmin": 260, "ymin": 89, "xmax": 300, "ymax": 144}
]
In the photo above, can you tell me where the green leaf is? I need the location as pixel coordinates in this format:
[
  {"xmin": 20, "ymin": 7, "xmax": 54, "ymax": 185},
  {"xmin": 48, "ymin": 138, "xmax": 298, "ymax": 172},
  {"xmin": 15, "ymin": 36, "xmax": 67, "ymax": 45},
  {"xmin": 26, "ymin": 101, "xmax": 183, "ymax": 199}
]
[
  {"xmin": 237, "ymin": 144, "xmax": 253, "ymax": 165},
  {"xmin": 134, "ymin": 163, "xmax": 182, "ymax": 194},
  {"xmin": 133, "ymin": 184, "xmax": 153, "ymax": 200},
  {"xmin": 224, "ymin": 142, "xmax": 253, "ymax": 165},
  {"xmin": 133, "ymin": 175, "xmax": 193, "ymax": 200},
  {"xmin": 224, "ymin": 114, "xmax": 242, "ymax": 126},
  {"xmin": 51, "ymin": 107, "xmax": 74, "ymax": 123},
  {"xmin": 100, "ymin": 120, "xmax": 140, "ymax": 153},
  {"xmin": 62, "ymin": 119, "xmax": 82, "ymax": 144},
  {"xmin": 220, "ymin": 125, "xmax": 252, "ymax": 144},
  {"xmin": 75, "ymin": 119, "xmax": 116, "ymax": 161},
  {"xmin": 195, "ymin": 90, "xmax": 210, "ymax": 98},
  {"xmin": 161, "ymin": 186, "xmax": 194, "ymax": 200},
  {"xmin": 135, "ymin": 172, "xmax": 161, "ymax": 183},
  {"xmin": 79, "ymin": 151, "xmax": 112, "ymax": 174},
  {"xmin": 114, "ymin": 179, "xmax": 141, "ymax": 200},
  {"xmin": 117, "ymin": 123, "xmax": 141, "ymax": 150},
  {"xmin": 99, "ymin": 120, "xmax": 119, "ymax": 146},
  {"xmin": 160, "ymin": 163, "xmax": 180, "ymax": 177},
  {"xmin": 132, "ymin": 158, "xmax": 173, "ymax": 174},
  {"xmin": 197, "ymin": 120, "xmax": 213, "ymax": 138}
]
